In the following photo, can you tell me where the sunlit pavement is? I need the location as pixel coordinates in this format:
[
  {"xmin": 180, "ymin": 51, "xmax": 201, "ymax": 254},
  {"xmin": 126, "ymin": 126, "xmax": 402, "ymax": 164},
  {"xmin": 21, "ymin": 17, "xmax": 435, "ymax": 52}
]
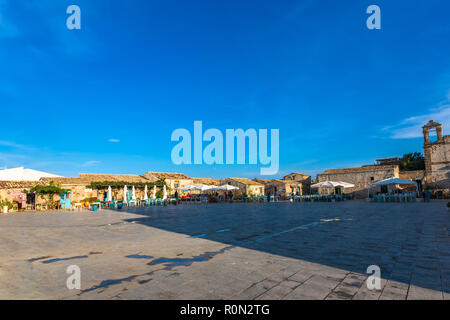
[{"xmin": 0, "ymin": 201, "xmax": 448, "ymax": 300}]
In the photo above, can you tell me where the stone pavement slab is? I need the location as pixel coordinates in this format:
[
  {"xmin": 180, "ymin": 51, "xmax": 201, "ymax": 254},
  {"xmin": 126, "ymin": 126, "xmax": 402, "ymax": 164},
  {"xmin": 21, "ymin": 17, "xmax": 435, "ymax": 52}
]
[{"xmin": 0, "ymin": 201, "xmax": 448, "ymax": 299}]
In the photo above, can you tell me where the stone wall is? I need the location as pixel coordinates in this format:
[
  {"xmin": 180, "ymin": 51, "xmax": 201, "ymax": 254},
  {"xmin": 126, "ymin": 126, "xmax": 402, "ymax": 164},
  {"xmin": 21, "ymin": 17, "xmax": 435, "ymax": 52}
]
[
  {"xmin": 423, "ymin": 120, "xmax": 450, "ymax": 190},
  {"xmin": 264, "ymin": 180, "xmax": 303, "ymax": 198},
  {"xmin": 282, "ymin": 173, "xmax": 311, "ymax": 194},
  {"xmin": 317, "ymin": 166, "xmax": 399, "ymax": 198},
  {"xmin": 225, "ymin": 179, "xmax": 264, "ymax": 196}
]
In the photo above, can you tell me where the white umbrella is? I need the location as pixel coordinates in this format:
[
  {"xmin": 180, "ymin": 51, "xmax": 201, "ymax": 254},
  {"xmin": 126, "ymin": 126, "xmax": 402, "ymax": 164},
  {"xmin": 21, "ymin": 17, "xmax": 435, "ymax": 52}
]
[
  {"xmin": 123, "ymin": 185, "xmax": 128, "ymax": 203},
  {"xmin": 311, "ymin": 181, "xmax": 341, "ymax": 188},
  {"xmin": 144, "ymin": 185, "xmax": 148, "ymax": 200},
  {"xmin": 311, "ymin": 181, "xmax": 354, "ymax": 188},
  {"xmin": 336, "ymin": 181, "xmax": 355, "ymax": 188},
  {"xmin": 194, "ymin": 184, "xmax": 216, "ymax": 192},
  {"xmin": 152, "ymin": 185, "xmax": 156, "ymax": 199},
  {"xmin": 217, "ymin": 184, "xmax": 239, "ymax": 191},
  {"xmin": 107, "ymin": 186, "xmax": 112, "ymax": 201},
  {"xmin": 163, "ymin": 185, "xmax": 167, "ymax": 200},
  {"xmin": 177, "ymin": 185, "xmax": 196, "ymax": 191},
  {"xmin": 373, "ymin": 178, "xmax": 416, "ymax": 186},
  {"xmin": 132, "ymin": 186, "xmax": 136, "ymax": 200}
]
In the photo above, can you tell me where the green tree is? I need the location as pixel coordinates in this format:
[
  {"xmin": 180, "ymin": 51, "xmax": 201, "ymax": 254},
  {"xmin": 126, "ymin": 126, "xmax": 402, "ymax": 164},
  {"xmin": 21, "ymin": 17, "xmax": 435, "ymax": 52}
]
[
  {"xmin": 25, "ymin": 182, "xmax": 66, "ymax": 209},
  {"xmin": 399, "ymin": 152, "xmax": 425, "ymax": 171},
  {"xmin": 155, "ymin": 190, "xmax": 164, "ymax": 199}
]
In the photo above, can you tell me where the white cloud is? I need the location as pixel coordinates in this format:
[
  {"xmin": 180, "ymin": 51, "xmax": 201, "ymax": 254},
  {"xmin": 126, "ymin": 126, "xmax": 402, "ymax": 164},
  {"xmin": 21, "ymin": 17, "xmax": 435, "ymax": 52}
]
[
  {"xmin": 108, "ymin": 139, "xmax": 120, "ymax": 143},
  {"xmin": 82, "ymin": 160, "xmax": 101, "ymax": 167},
  {"xmin": 383, "ymin": 104, "xmax": 450, "ymax": 139}
]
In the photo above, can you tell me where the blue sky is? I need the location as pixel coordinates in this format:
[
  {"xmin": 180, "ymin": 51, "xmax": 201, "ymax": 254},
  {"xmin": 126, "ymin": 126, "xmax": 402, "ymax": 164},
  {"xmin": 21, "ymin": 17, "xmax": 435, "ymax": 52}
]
[{"xmin": 0, "ymin": 0, "xmax": 449, "ymax": 179}]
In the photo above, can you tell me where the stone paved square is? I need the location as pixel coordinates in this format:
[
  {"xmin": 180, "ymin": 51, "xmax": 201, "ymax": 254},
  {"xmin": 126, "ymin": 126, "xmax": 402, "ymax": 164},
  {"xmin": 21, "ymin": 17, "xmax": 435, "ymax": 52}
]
[{"xmin": 0, "ymin": 201, "xmax": 448, "ymax": 300}]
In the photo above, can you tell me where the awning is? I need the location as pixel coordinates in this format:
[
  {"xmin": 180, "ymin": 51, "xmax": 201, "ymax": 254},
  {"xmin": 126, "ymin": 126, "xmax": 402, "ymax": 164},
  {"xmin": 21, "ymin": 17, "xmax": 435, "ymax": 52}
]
[
  {"xmin": 373, "ymin": 178, "xmax": 417, "ymax": 186},
  {"xmin": 311, "ymin": 181, "xmax": 355, "ymax": 188},
  {"xmin": 217, "ymin": 184, "xmax": 239, "ymax": 191}
]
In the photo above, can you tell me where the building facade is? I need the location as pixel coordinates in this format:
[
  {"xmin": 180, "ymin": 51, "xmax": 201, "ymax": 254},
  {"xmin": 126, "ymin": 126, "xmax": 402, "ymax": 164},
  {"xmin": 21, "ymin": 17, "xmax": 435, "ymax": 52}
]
[
  {"xmin": 225, "ymin": 178, "xmax": 265, "ymax": 196},
  {"xmin": 317, "ymin": 165, "xmax": 399, "ymax": 198},
  {"xmin": 422, "ymin": 120, "xmax": 450, "ymax": 190},
  {"xmin": 142, "ymin": 172, "xmax": 193, "ymax": 192},
  {"xmin": 282, "ymin": 172, "xmax": 311, "ymax": 194},
  {"xmin": 264, "ymin": 180, "xmax": 304, "ymax": 198}
]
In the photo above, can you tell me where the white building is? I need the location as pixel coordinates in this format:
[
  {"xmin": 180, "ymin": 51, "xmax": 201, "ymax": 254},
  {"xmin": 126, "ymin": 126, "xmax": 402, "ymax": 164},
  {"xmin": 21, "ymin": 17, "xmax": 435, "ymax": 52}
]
[{"xmin": 0, "ymin": 167, "xmax": 62, "ymax": 181}]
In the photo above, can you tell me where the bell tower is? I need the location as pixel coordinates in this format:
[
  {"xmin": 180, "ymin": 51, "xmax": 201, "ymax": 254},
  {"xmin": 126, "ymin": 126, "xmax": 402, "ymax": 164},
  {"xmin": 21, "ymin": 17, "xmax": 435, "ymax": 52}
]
[
  {"xmin": 423, "ymin": 120, "xmax": 443, "ymax": 144},
  {"xmin": 422, "ymin": 120, "xmax": 450, "ymax": 189}
]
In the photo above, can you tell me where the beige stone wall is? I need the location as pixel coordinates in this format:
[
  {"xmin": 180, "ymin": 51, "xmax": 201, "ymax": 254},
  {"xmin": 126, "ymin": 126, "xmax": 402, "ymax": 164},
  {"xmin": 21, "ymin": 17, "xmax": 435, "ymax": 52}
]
[
  {"xmin": 282, "ymin": 173, "xmax": 311, "ymax": 193},
  {"xmin": 317, "ymin": 167, "xmax": 398, "ymax": 198},
  {"xmin": 425, "ymin": 137, "xmax": 450, "ymax": 189},
  {"xmin": 0, "ymin": 189, "xmax": 22, "ymax": 204},
  {"xmin": 59, "ymin": 184, "xmax": 166, "ymax": 202},
  {"xmin": 399, "ymin": 170, "xmax": 425, "ymax": 180},
  {"xmin": 1, "ymin": 187, "xmax": 59, "ymax": 208},
  {"xmin": 224, "ymin": 180, "xmax": 264, "ymax": 196},
  {"xmin": 225, "ymin": 180, "xmax": 247, "ymax": 196},
  {"xmin": 165, "ymin": 179, "xmax": 194, "ymax": 194},
  {"xmin": 422, "ymin": 120, "xmax": 450, "ymax": 190},
  {"xmin": 247, "ymin": 185, "xmax": 264, "ymax": 196},
  {"xmin": 264, "ymin": 181, "xmax": 302, "ymax": 197}
]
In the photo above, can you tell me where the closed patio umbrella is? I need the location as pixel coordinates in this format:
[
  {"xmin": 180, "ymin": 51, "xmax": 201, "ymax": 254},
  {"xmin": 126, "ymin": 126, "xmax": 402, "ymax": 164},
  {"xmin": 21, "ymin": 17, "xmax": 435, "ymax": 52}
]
[
  {"xmin": 132, "ymin": 186, "xmax": 136, "ymax": 200},
  {"xmin": 144, "ymin": 185, "xmax": 148, "ymax": 200},
  {"xmin": 107, "ymin": 186, "xmax": 112, "ymax": 201},
  {"xmin": 152, "ymin": 185, "xmax": 156, "ymax": 199},
  {"xmin": 123, "ymin": 185, "xmax": 128, "ymax": 204},
  {"xmin": 163, "ymin": 185, "xmax": 167, "ymax": 200}
]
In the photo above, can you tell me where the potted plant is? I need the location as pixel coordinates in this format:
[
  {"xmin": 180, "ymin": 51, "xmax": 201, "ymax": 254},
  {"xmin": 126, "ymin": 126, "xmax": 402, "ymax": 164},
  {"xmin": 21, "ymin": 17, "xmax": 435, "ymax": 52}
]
[{"xmin": 1, "ymin": 199, "xmax": 13, "ymax": 213}]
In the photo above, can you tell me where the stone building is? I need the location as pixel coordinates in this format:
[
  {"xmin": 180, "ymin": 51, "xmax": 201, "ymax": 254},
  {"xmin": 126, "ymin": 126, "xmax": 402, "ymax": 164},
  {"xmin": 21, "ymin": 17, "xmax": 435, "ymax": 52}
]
[
  {"xmin": 317, "ymin": 165, "xmax": 399, "ymax": 198},
  {"xmin": 0, "ymin": 180, "xmax": 46, "ymax": 210},
  {"xmin": 142, "ymin": 172, "xmax": 193, "ymax": 192},
  {"xmin": 375, "ymin": 157, "xmax": 401, "ymax": 166},
  {"xmin": 41, "ymin": 174, "xmax": 155, "ymax": 204},
  {"xmin": 191, "ymin": 178, "xmax": 225, "ymax": 186},
  {"xmin": 262, "ymin": 179, "xmax": 304, "ymax": 198},
  {"xmin": 422, "ymin": 120, "xmax": 450, "ymax": 189},
  {"xmin": 225, "ymin": 178, "xmax": 265, "ymax": 196},
  {"xmin": 282, "ymin": 172, "xmax": 311, "ymax": 194}
]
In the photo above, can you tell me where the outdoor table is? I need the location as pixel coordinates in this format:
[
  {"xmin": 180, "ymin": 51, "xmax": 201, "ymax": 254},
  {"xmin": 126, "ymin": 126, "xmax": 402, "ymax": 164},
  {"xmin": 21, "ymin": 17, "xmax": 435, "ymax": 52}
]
[{"xmin": 89, "ymin": 202, "xmax": 100, "ymax": 211}]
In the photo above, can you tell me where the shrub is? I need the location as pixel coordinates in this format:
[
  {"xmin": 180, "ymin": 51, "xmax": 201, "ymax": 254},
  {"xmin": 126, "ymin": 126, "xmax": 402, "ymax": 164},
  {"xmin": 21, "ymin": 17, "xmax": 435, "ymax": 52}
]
[
  {"xmin": 0, "ymin": 199, "xmax": 14, "ymax": 210},
  {"xmin": 82, "ymin": 197, "xmax": 99, "ymax": 203},
  {"xmin": 155, "ymin": 190, "xmax": 164, "ymax": 199}
]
